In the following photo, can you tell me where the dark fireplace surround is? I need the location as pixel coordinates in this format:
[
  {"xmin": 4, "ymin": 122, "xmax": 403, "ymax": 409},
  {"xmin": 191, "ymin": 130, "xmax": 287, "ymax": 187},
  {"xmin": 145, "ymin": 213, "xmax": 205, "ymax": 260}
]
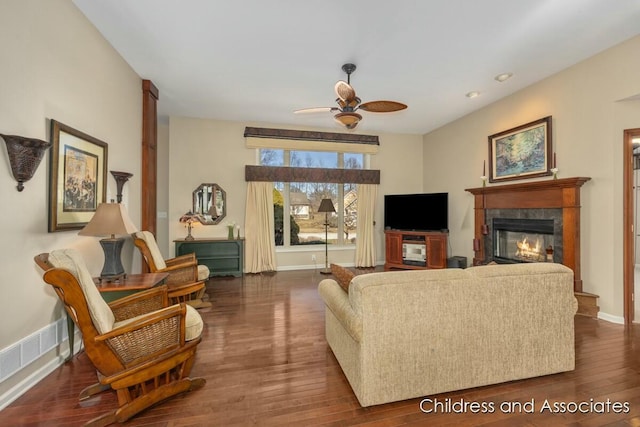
[
  {"xmin": 487, "ymin": 210, "xmax": 562, "ymax": 264},
  {"xmin": 466, "ymin": 177, "xmax": 590, "ymax": 293}
]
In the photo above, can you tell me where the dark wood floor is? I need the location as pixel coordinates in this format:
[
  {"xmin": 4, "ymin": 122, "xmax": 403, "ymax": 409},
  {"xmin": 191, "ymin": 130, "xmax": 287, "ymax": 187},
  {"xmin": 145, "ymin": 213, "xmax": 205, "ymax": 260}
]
[{"xmin": 3, "ymin": 268, "xmax": 640, "ymax": 426}]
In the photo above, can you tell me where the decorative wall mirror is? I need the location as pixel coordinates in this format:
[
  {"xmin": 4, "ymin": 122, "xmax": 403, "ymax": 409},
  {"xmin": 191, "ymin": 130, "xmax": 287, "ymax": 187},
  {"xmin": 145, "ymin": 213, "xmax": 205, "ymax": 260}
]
[{"xmin": 192, "ymin": 183, "xmax": 226, "ymax": 225}]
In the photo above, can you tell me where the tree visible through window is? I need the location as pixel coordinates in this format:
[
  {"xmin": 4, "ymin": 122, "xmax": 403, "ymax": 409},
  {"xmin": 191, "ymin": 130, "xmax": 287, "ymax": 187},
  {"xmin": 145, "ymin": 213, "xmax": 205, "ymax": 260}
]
[{"xmin": 260, "ymin": 149, "xmax": 364, "ymax": 247}]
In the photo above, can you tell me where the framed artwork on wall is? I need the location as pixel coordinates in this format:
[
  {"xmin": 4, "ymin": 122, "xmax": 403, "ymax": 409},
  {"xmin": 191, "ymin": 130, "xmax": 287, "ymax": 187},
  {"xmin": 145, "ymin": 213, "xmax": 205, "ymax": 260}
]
[
  {"xmin": 48, "ymin": 120, "xmax": 108, "ymax": 232},
  {"xmin": 488, "ymin": 116, "xmax": 552, "ymax": 183}
]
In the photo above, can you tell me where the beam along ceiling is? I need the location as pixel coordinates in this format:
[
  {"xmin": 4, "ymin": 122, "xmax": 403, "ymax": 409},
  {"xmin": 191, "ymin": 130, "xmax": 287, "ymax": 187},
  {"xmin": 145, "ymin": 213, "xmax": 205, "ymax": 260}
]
[{"xmin": 73, "ymin": 0, "xmax": 640, "ymax": 135}]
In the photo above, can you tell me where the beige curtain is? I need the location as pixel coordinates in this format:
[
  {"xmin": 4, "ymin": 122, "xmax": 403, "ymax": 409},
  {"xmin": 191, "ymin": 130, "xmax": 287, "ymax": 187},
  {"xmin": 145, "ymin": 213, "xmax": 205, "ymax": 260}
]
[
  {"xmin": 245, "ymin": 182, "xmax": 277, "ymax": 273},
  {"xmin": 354, "ymin": 184, "xmax": 378, "ymax": 267}
]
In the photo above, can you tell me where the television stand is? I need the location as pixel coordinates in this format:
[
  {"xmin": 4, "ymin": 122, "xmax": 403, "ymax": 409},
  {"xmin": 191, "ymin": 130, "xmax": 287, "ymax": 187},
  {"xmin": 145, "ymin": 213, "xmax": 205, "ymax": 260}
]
[{"xmin": 384, "ymin": 230, "xmax": 447, "ymax": 271}]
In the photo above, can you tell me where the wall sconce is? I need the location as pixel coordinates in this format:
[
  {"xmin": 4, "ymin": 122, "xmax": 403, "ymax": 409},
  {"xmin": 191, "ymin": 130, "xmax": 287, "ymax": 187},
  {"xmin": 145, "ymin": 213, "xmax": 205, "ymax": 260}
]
[
  {"xmin": 110, "ymin": 170, "xmax": 133, "ymax": 203},
  {"xmin": 1, "ymin": 134, "xmax": 51, "ymax": 192}
]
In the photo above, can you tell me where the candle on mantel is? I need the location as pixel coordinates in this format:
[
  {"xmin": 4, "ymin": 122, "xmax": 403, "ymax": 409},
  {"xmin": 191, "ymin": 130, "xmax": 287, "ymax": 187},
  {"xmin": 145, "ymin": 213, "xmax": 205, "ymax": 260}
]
[
  {"xmin": 553, "ymin": 152, "xmax": 556, "ymax": 168},
  {"xmin": 483, "ymin": 160, "xmax": 486, "ymax": 176}
]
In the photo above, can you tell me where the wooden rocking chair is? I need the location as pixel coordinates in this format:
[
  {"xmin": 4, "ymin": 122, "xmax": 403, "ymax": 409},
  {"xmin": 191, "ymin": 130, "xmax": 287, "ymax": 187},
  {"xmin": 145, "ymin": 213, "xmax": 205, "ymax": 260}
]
[
  {"xmin": 132, "ymin": 231, "xmax": 211, "ymax": 308},
  {"xmin": 35, "ymin": 249, "xmax": 206, "ymax": 426}
]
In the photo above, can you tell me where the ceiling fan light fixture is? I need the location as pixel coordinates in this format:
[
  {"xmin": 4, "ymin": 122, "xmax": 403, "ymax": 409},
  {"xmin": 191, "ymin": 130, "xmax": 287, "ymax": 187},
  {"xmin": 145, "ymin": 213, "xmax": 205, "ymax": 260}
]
[
  {"xmin": 295, "ymin": 63, "xmax": 407, "ymax": 128},
  {"xmin": 334, "ymin": 112, "xmax": 362, "ymax": 129}
]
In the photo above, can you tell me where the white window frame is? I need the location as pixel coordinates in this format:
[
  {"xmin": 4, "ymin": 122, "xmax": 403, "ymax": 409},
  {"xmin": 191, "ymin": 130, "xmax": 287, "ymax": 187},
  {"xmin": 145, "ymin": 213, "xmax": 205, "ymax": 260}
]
[{"xmin": 257, "ymin": 148, "xmax": 369, "ymax": 250}]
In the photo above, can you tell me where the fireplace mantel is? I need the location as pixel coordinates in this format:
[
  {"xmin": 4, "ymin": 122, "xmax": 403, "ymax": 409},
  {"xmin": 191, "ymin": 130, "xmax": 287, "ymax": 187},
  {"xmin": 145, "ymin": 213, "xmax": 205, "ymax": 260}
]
[{"xmin": 465, "ymin": 177, "xmax": 591, "ymax": 292}]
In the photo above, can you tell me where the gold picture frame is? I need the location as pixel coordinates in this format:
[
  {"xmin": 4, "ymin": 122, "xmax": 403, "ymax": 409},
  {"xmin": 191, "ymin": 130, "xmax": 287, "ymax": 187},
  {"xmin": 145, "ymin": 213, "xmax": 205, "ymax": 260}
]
[
  {"xmin": 48, "ymin": 120, "xmax": 108, "ymax": 232},
  {"xmin": 488, "ymin": 116, "xmax": 552, "ymax": 183}
]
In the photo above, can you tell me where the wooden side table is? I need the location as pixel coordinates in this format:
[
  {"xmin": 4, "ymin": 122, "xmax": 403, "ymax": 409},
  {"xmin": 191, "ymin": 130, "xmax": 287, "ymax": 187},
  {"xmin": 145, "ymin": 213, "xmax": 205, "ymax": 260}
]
[
  {"xmin": 94, "ymin": 272, "xmax": 169, "ymax": 302},
  {"xmin": 66, "ymin": 273, "xmax": 169, "ymax": 361}
]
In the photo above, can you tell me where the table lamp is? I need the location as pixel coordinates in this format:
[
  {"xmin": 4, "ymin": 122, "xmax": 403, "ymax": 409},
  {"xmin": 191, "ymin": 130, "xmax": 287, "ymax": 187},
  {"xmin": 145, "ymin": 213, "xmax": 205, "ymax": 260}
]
[
  {"xmin": 179, "ymin": 211, "xmax": 199, "ymax": 240},
  {"xmin": 317, "ymin": 198, "xmax": 336, "ymax": 274},
  {"xmin": 79, "ymin": 202, "xmax": 138, "ymax": 282}
]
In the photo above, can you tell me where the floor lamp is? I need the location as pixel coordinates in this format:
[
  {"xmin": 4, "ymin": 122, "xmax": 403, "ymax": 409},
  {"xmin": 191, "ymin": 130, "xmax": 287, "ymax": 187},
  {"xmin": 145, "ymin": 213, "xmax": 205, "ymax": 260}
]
[{"xmin": 317, "ymin": 198, "xmax": 336, "ymax": 274}]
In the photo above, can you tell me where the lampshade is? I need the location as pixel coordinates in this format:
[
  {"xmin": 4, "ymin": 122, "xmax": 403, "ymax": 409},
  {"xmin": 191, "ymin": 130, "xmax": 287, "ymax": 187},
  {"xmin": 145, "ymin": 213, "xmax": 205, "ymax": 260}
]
[
  {"xmin": 179, "ymin": 210, "xmax": 199, "ymax": 224},
  {"xmin": 334, "ymin": 112, "xmax": 362, "ymax": 130},
  {"xmin": 79, "ymin": 203, "xmax": 137, "ymax": 282},
  {"xmin": 317, "ymin": 198, "xmax": 336, "ymax": 213},
  {"xmin": 79, "ymin": 202, "xmax": 138, "ymax": 237}
]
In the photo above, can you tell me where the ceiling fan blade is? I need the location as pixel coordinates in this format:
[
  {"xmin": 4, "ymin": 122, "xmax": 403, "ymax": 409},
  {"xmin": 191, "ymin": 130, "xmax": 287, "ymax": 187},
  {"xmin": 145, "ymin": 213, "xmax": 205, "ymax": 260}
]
[
  {"xmin": 334, "ymin": 80, "xmax": 357, "ymax": 103},
  {"xmin": 358, "ymin": 100, "xmax": 407, "ymax": 113},
  {"xmin": 294, "ymin": 107, "xmax": 339, "ymax": 114}
]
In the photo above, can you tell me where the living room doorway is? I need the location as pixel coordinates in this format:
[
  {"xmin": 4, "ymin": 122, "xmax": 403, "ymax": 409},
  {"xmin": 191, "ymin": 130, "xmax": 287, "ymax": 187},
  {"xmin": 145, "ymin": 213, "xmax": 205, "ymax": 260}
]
[{"xmin": 624, "ymin": 128, "xmax": 640, "ymax": 324}]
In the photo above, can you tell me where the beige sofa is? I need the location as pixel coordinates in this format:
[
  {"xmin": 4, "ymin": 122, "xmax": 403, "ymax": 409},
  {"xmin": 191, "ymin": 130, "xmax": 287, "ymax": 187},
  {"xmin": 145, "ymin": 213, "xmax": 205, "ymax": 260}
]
[{"xmin": 318, "ymin": 263, "xmax": 577, "ymax": 407}]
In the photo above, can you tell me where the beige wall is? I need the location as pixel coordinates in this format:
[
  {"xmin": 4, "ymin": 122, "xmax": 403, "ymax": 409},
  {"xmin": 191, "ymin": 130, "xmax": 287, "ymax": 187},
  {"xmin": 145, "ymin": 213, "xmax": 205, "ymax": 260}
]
[
  {"xmin": 4, "ymin": 0, "xmax": 640, "ymax": 406},
  {"xmin": 166, "ymin": 117, "xmax": 423, "ymax": 268},
  {"xmin": 423, "ymin": 35, "xmax": 640, "ymax": 320},
  {"xmin": 0, "ymin": 0, "xmax": 141, "ymax": 397}
]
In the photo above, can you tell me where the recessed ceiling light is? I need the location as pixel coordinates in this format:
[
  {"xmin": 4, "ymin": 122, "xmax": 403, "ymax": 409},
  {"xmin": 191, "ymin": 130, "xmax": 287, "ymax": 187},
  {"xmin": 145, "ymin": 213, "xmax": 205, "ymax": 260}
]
[
  {"xmin": 466, "ymin": 91, "xmax": 480, "ymax": 98},
  {"xmin": 494, "ymin": 72, "xmax": 513, "ymax": 82}
]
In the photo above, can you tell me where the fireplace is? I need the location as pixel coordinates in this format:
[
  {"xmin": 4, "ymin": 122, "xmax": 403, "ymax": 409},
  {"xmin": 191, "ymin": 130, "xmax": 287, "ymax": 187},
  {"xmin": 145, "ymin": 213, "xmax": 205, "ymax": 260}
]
[
  {"xmin": 492, "ymin": 218, "xmax": 555, "ymax": 263},
  {"xmin": 465, "ymin": 177, "xmax": 590, "ymax": 292}
]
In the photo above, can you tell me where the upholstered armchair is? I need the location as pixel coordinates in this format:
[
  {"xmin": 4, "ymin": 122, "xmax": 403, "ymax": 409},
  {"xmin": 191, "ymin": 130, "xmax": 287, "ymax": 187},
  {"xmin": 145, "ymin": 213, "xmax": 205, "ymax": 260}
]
[
  {"xmin": 35, "ymin": 249, "xmax": 205, "ymax": 426},
  {"xmin": 132, "ymin": 230, "xmax": 210, "ymax": 308}
]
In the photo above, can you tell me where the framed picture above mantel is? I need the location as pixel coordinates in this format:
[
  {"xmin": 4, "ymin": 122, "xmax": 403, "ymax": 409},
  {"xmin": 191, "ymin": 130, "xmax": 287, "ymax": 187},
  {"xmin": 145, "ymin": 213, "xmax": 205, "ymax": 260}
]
[
  {"xmin": 488, "ymin": 116, "xmax": 552, "ymax": 183},
  {"xmin": 48, "ymin": 120, "xmax": 108, "ymax": 232}
]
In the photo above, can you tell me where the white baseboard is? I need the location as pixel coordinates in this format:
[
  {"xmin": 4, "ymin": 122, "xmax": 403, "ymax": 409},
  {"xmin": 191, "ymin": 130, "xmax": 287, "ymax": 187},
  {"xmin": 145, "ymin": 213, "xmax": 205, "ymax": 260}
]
[
  {"xmin": 597, "ymin": 311, "xmax": 624, "ymax": 324},
  {"xmin": 276, "ymin": 261, "xmax": 384, "ymax": 272},
  {"xmin": 0, "ymin": 352, "xmax": 68, "ymax": 410},
  {"xmin": 0, "ymin": 317, "xmax": 75, "ymax": 410}
]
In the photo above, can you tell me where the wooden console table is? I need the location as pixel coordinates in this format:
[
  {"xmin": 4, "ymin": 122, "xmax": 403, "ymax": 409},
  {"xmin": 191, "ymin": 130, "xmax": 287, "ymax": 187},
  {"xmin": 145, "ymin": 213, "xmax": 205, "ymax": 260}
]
[{"xmin": 174, "ymin": 238, "xmax": 244, "ymax": 277}]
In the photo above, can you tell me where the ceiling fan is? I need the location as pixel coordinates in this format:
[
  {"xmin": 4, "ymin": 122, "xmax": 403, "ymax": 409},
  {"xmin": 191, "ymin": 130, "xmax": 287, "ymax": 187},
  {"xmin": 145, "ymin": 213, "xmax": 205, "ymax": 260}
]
[{"xmin": 294, "ymin": 63, "xmax": 407, "ymax": 130}]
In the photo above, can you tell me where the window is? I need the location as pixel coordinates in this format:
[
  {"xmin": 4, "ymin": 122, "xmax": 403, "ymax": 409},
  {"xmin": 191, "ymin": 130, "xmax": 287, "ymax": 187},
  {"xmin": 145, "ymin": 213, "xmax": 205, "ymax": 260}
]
[{"xmin": 260, "ymin": 149, "xmax": 364, "ymax": 247}]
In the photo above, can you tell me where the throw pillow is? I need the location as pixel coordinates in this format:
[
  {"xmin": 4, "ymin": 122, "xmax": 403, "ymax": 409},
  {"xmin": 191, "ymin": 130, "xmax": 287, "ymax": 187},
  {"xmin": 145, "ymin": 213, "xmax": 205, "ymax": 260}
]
[{"xmin": 330, "ymin": 263, "xmax": 355, "ymax": 292}]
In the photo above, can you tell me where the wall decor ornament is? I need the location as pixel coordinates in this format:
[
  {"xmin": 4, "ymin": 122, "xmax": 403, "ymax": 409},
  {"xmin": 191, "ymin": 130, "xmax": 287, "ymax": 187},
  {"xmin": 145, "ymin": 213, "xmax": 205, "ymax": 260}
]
[
  {"xmin": 488, "ymin": 116, "xmax": 552, "ymax": 183},
  {"xmin": 49, "ymin": 120, "xmax": 108, "ymax": 232},
  {"xmin": 1, "ymin": 134, "xmax": 51, "ymax": 191},
  {"xmin": 110, "ymin": 170, "xmax": 133, "ymax": 203}
]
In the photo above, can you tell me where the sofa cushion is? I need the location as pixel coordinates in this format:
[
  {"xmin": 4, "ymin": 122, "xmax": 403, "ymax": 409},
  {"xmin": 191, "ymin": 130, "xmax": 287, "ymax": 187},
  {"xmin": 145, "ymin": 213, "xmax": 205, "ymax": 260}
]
[{"xmin": 331, "ymin": 264, "xmax": 355, "ymax": 292}]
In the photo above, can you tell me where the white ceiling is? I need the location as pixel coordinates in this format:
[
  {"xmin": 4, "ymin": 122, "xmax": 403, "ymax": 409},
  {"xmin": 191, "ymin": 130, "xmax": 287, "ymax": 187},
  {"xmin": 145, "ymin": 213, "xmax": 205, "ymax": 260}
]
[{"xmin": 73, "ymin": 0, "xmax": 640, "ymax": 135}]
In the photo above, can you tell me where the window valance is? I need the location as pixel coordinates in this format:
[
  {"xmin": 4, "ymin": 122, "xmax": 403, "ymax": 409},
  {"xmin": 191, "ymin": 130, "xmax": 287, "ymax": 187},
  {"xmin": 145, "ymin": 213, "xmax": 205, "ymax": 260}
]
[
  {"xmin": 244, "ymin": 127, "xmax": 379, "ymax": 154},
  {"xmin": 245, "ymin": 165, "xmax": 380, "ymax": 184}
]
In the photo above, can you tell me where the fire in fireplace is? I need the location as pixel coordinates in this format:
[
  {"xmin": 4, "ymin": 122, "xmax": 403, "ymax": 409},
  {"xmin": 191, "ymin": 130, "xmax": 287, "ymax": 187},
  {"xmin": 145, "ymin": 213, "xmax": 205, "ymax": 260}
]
[{"xmin": 492, "ymin": 218, "xmax": 555, "ymax": 263}]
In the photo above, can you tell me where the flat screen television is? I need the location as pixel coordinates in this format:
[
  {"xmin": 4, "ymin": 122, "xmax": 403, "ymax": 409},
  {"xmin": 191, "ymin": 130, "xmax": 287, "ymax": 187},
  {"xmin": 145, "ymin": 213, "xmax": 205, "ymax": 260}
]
[{"xmin": 384, "ymin": 192, "xmax": 448, "ymax": 232}]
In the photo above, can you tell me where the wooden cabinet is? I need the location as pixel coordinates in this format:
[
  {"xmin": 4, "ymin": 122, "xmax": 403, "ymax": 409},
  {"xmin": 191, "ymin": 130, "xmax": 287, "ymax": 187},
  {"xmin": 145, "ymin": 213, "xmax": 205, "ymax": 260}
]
[
  {"xmin": 174, "ymin": 238, "xmax": 244, "ymax": 277},
  {"xmin": 384, "ymin": 230, "xmax": 447, "ymax": 271}
]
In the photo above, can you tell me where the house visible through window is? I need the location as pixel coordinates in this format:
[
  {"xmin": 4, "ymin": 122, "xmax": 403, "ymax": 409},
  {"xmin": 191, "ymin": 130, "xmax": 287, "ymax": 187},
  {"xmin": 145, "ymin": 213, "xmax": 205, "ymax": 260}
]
[{"xmin": 260, "ymin": 149, "xmax": 364, "ymax": 247}]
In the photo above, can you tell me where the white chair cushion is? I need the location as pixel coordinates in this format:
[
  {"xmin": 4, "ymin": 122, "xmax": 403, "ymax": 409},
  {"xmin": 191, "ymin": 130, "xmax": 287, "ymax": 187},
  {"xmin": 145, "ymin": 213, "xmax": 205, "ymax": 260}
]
[
  {"xmin": 49, "ymin": 249, "xmax": 115, "ymax": 334},
  {"xmin": 135, "ymin": 231, "xmax": 166, "ymax": 270},
  {"xmin": 184, "ymin": 304, "xmax": 204, "ymax": 340},
  {"xmin": 113, "ymin": 304, "xmax": 203, "ymax": 341},
  {"xmin": 197, "ymin": 265, "xmax": 210, "ymax": 281}
]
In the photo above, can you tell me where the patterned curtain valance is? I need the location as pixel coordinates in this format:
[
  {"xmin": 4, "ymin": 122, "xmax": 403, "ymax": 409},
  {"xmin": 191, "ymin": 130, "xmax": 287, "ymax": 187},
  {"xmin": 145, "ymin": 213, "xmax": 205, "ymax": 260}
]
[
  {"xmin": 245, "ymin": 165, "xmax": 380, "ymax": 184},
  {"xmin": 244, "ymin": 127, "xmax": 379, "ymax": 154}
]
